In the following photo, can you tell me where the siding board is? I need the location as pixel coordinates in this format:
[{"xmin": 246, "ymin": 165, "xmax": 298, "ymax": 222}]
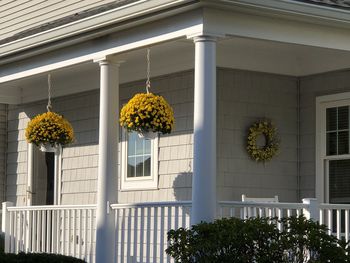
[{"xmin": 0, "ymin": 0, "xmax": 118, "ymax": 40}]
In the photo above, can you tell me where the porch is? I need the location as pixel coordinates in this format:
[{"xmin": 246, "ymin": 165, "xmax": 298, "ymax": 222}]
[
  {"xmin": 1, "ymin": 199, "xmax": 348, "ymax": 263},
  {"xmin": 3, "ymin": 2, "xmax": 350, "ymax": 263}
]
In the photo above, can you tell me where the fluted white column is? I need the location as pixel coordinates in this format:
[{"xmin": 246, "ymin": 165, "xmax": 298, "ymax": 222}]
[
  {"xmin": 191, "ymin": 36, "xmax": 217, "ymax": 225},
  {"xmin": 95, "ymin": 57, "xmax": 119, "ymax": 263}
]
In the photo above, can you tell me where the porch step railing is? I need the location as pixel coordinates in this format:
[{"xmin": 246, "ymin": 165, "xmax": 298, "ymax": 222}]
[
  {"xmin": 111, "ymin": 201, "xmax": 191, "ymax": 263},
  {"xmin": 1, "ymin": 202, "xmax": 96, "ymax": 263}
]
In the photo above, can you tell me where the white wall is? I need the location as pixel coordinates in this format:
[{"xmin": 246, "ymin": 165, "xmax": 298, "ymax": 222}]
[
  {"xmin": 299, "ymin": 70, "xmax": 350, "ymax": 199},
  {"xmin": 217, "ymin": 68, "xmax": 299, "ymax": 202},
  {"xmin": 6, "ymin": 68, "xmax": 302, "ymax": 205},
  {"xmin": 6, "ymin": 70, "xmax": 194, "ymax": 205}
]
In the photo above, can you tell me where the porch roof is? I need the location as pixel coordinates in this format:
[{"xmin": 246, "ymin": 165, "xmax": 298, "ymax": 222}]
[
  {"xmin": 0, "ymin": 0, "xmax": 139, "ymax": 45},
  {"xmin": 297, "ymin": 0, "xmax": 350, "ymax": 9},
  {"xmin": 3, "ymin": 0, "xmax": 350, "ymax": 104}
]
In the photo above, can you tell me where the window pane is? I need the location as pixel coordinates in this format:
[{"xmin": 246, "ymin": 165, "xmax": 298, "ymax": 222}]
[
  {"xmin": 338, "ymin": 131, "xmax": 349, "ymax": 155},
  {"xmin": 327, "ymin": 107, "xmax": 337, "ymax": 131},
  {"xmin": 144, "ymin": 155, "xmax": 151, "ymax": 177},
  {"xmin": 329, "ymin": 159, "xmax": 350, "ymax": 203},
  {"xmin": 126, "ymin": 131, "xmax": 152, "ymax": 179},
  {"xmin": 144, "ymin": 139, "xmax": 151, "ymax": 154},
  {"xmin": 338, "ymin": 106, "xmax": 349, "ymax": 130},
  {"xmin": 127, "ymin": 157, "xmax": 135, "ymax": 178},
  {"xmin": 135, "ymin": 136, "xmax": 144, "ymax": 155},
  {"xmin": 327, "ymin": 132, "xmax": 337, "ymax": 155},
  {"xmin": 136, "ymin": 157, "xmax": 143, "ymax": 177},
  {"xmin": 127, "ymin": 133, "xmax": 136, "ymax": 156}
]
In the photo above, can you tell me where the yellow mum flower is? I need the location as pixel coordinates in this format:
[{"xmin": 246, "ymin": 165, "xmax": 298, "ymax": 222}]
[
  {"xmin": 120, "ymin": 92, "xmax": 174, "ymax": 134},
  {"xmin": 25, "ymin": 111, "xmax": 74, "ymax": 147}
]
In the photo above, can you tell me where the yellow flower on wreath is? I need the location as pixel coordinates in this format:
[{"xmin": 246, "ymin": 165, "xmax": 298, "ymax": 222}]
[
  {"xmin": 25, "ymin": 111, "xmax": 74, "ymax": 146},
  {"xmin": 246, "ymin": 119, "xmax": 279, "ymax": 162},
  {"xmin": 120, "ymin": 92, "xmax": 174, "ymax": 134}
]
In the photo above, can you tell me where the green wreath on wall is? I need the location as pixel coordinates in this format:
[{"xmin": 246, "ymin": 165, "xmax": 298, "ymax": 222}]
[{"xmin": 247, "ymin": 120, "xmax": 279, "ymax": 162}]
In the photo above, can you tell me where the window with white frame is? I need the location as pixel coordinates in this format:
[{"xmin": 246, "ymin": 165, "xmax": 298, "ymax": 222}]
[
  {"xmin": 316, "ymin": 93, "xmax": 350, "ymax": 203},
  {"xmin": 120, "ymin": 131, "xmax": 158, "ymax": 190}
]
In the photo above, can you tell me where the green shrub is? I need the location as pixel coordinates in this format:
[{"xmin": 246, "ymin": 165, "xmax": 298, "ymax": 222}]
[
  {"xmin": 166, "ymin": 216, "xmax": 350, "ymax": 263},
  {"xmin": 0, "ymin": 252, "xmax": 86, "ymax": 262}
]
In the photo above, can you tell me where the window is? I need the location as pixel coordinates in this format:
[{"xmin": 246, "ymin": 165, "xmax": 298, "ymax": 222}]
[
  {"xmin": 121, "ymin": 131, "xmax": 158, "ymax": 190},
  {"xmin": 316, "ymin": 93, "xmax": 350, "ymax": 203}
]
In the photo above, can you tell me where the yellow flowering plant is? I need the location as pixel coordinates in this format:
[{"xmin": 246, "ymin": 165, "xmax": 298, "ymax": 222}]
[
  {"xmin": 247, "ymin": 120, "xmax": 279, "ymax": 162},
  {"xmin": 25, "ymin": 111, "xmax": 74, "ymax": 147},
  {"xmin": 120, "ymin": 93, "xmax": 174, "ymax": 134}
]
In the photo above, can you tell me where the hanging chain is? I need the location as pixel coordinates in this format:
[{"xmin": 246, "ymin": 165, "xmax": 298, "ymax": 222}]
[
  {"xmin": 47, "ymin": 74, "xmax": 52, "ymax": 112},
  {"xmin": 146, "ymin": 48, "xmax": 151, "ymax": 94}
]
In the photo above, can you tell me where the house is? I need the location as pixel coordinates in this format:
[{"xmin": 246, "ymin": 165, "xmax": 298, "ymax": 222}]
[{"xmin": 2, "ymin": 0, "xmax": 350, "ymax": 262}]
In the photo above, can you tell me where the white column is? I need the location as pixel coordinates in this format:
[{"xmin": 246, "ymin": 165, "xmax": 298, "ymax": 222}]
[
  {"xmin": 94, "ymin": 57, "xmax": 119, "ymax": 263},
  {"xmin": 191, "ymin": 36, "xmax": 217, "ymax": 225}
]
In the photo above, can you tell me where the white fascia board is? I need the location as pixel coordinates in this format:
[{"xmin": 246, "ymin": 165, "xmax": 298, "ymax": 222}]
[
  {"xmin": 203, "ymin": 8, "xmax": 350, "ymax": 52},
  {"xmin": 0, "ymin": 0, "xmax": 196, "ymax": 58},
  {"xmin": 214, "ymin": 0, "xmax": 350, "ymax": 24},
  {"xmin": 0, "ymin": 10, "xmax": 203, "ymax": 84}
]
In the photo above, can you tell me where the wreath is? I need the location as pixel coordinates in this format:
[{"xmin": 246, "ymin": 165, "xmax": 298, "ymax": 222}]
[{"xmin": 247, "ymin": 120, "xmax": 279, "ymax": 162}]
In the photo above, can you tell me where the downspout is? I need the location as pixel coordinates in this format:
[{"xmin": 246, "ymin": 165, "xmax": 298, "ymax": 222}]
[{"xmin": 297, "ymin": 78, "xmax": 301, "ymax": 201}]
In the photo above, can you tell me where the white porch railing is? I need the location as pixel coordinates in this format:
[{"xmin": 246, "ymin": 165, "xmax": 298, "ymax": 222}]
[
  {"xmin": 111, "ymin": 201, "xmax": 191, "ymax": 263},
  {"xmin": 319, "ymin": 203, "xmax": 350, "ymax": 242},
  {"xmin": 3, "ymin": 199, "xmax": 350, "ymax": 262},
  {"xmin": 1, "ymin": 202, "xmax": 96, "ymax": 263}
]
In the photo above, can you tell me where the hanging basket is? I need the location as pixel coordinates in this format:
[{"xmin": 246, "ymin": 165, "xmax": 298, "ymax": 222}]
[
  {"xmin": 39, "ymin": 143, "xmax": 58, "ymax": 153},
  {"xmin": 120, "ymin": 92, "xmax": 174, "ymax": 137},
  {"xmin": 25, "ymin": 111, "xmax": 74, "ymax": 149}
]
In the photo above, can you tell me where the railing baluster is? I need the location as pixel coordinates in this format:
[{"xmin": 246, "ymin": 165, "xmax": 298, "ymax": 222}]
[
  {"xmin": 62, "ymin": 209, "xmax": 66, "ymax": 255},
  {"xmin": 328, "ymin": 209, "xmax": 332, "ymax": 236},
  {"xmin": 345, "ymin": 209, "xmax": 349, "ymax": 243},
  {"xmin": 126, "ymin": 208, "xmax": 132, "ymax": 262},
  {"xmin": 146, "ymin": 207, "xmax": 151, "ymax": 263},
  {"xmin": 133, "ymin": 207, "xmax": 138, "ymax": 263},
  {"xmin": 89, "ymin": 209, "xmax": 94, "ymax": 263},
  {"xmin": 337, "ymin": 209, "xmax": 341, "ymax": 240},
  {"xmin": 166, "ymin": 205, "xmax": 172, "ymax": 262},
  {"xmin": 72, "ymin": 209, "xmax": 76, "ymax": 258},
  {"xmin": 47, "ymin": 210, "xmax": 52, "ymax": 253},
  {"xmin": 67, "ymin": 209, "xmax": 71, "ymax": 257},
  {"xmin": 120, "ymin": 208, "xmax": 126, "ymax": 263},
  {"xmin": 140, "ymin": 207, "xmax": 145, "ymax": 263},
  {"xmin": 83, "ymin": 209, "xmax": 88, "ymax": 261},
  {"xmin": 160, "ymin": 206, "xmax": 165, "ymax": 263},
  {"xmin": 153, "ymin": 207, "xmax": 158, "ymax": 263},
  {"xmin": 166, "ymin": 206, "xmax": 172, "ymax": 263},
  {"xmin": 115, "ymin": 209, "xmax": 120, "ymax": 263},
  {"xmin": 78, "ymin": 209, "xmax": 82, "ymax": 259}
]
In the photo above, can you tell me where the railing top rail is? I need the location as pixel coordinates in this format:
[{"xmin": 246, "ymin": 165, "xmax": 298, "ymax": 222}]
[
  {"xmin": 218, "ymin": 201, "xmax": 308, "ymax": 209},
  {"xmin": 111, "ymin": 201, "xmax": 192, "ymax": 209},
  {"xmin": 7, "ymin": 204, "xmax": 96, "ymax": 211},
  {"xmin": 320, "ymin": 203, "xmax": 350, "ymax": 209}
]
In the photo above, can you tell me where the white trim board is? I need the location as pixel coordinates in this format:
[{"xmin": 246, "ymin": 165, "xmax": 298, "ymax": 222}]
[{"xmin": 315, "ymin": 92, "xmax": 350, "ymax": 202}]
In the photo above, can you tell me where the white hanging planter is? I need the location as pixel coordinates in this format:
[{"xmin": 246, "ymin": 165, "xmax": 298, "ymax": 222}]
[
  {"xmin": 39, "ymin": 143, "xmax": 58, "ymax": 153},
  {"xmin": 138, "ymin": 131, "xmax": 158, "ymax": 140}
]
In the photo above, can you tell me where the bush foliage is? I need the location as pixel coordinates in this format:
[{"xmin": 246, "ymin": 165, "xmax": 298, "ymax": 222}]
[
  {"xmin": 0, "ymin": 252, "xmax": 86, "ymax": 263},
  {"xmin": 166, "ymin": 216, "xmax": 350, "ymax": 263}
]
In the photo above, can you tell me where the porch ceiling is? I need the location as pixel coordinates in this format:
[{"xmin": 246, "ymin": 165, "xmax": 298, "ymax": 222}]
[{"xmin": 2, "ymin": 36, "xmax": 350, "ymax": 104}]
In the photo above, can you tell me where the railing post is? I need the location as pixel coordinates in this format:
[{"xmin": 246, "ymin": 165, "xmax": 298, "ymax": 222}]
[
  {"xmin": 2, "ymin": 201, "xmax": 14, "ymax": 252},
  {"xmin": 302, "ymin": 198, "xmax": 319, "ymax": 222}
]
